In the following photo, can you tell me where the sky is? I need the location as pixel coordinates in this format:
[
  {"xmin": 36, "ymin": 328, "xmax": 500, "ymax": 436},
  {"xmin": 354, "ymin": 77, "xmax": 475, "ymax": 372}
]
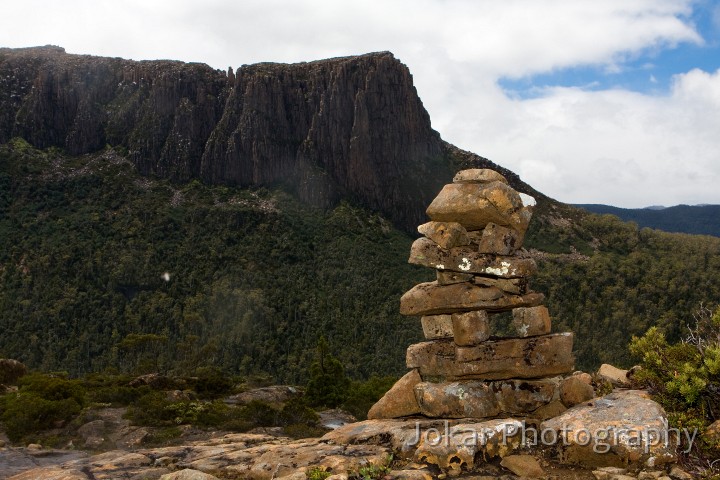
[{"xmin": 1, "ymin": 0, "xmax": 719, "ymax": 207}]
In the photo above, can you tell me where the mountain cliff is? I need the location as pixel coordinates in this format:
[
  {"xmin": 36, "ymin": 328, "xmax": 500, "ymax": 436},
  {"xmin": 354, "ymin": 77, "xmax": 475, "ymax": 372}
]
[{"xmin": 0, "ymin": 46, "xmax": 483, "ymax": 229}]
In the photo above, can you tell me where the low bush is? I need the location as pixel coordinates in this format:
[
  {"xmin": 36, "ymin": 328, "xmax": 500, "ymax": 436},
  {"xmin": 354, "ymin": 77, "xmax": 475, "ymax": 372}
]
[
  {"xmin": 0, "ymin": 373, "xmax": 86, "ymax": 442},
  {"xmin": 630, "ymin": 304, "xmax": 720, "ymax": 458}
]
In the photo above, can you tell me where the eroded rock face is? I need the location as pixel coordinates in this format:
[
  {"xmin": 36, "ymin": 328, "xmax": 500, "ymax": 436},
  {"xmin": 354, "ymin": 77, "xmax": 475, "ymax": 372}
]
[
  {"xmin": 0, "ymin": 46, "xmax": 450, "ymax": 231},
  {"xmin": 541, "ymin": 390, "xmax": 677, "ymax": 468}
]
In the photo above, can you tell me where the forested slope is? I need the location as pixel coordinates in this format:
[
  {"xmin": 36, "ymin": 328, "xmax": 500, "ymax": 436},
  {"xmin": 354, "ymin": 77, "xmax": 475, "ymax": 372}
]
[
  {"xmin": 576, "ymin": 203, "xmax": 720, "ymax": 237},
  {"xmin": 2, "ymin": 139, "xmax": 720, "ymax": 380}
]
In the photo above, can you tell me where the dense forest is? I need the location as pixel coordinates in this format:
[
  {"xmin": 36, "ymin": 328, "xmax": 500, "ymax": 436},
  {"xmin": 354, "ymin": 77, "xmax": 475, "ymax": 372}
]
[
  {"xmin": 2, "ymin": 138, "xmax": 720, "ymax": 382},
  {"xmin": 576, "ymin": 203, "xmax": 720, "ymax": 237}
]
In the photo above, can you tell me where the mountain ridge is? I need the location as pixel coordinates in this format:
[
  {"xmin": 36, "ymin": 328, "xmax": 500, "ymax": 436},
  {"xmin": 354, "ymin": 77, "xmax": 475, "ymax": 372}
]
[
  {"xmin": 576, "ymin": 203, "xmax": 720, "ymax": 237},
  {"xmin": 0, "ymin": 45, "xmax": 461, "ymax": 230}
]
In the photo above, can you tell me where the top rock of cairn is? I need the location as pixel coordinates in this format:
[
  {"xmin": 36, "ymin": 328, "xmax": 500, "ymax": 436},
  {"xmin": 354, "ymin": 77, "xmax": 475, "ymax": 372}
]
[{"xmin": 369, "ymin": 169, "xmax": 577, "ymax": 421}]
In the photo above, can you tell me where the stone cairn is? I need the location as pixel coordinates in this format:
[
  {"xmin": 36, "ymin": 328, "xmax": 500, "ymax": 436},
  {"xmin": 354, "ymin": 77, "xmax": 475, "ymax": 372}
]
[{"xmin": 369, "ymin": 168, "xmax": 586, "ymax": 420}]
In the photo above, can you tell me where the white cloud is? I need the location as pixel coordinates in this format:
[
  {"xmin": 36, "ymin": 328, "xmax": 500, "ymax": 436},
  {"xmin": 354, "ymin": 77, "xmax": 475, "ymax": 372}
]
[{"xmin": 0, "ymin": 0, "xmax": 718, "ymax": 206}]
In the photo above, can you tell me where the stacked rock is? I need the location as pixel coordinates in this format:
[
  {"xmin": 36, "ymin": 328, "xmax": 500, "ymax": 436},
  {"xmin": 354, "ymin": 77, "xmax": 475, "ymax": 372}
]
[{"xmin": 369, "ymin": 169, "xmax": 578, "ymax": 420}]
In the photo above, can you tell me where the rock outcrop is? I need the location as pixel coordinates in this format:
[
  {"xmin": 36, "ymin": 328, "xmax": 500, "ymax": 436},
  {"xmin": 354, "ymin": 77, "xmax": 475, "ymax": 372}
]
[
  {"xmin": 0, "ymin": 46, "xmax": 455, "ymax": 230},
  {"xmin": 0, "ymin": 46, "xmax": 548, "ymax": 231}
]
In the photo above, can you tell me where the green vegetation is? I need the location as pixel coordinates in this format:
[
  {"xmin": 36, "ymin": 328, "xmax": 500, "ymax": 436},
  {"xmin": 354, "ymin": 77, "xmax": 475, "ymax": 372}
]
[
  {"xmin": 0, "ymin": 140, "xmax": 426, "ymax": 382},
  {"xmin": 0, "ymin": 355, "xmax": 392, "ymax": 444},
  {"xmin": 629, "ymin": 305, "xmax": 720, "ymax": 474},
  {"xmin": 528, "ymin": 210, "xmax": 720, "ymax": 369},
  {"xmin": 306, "ymin": 336, "xmax": 351, "ymax": 408},
  {"xmin": 0, "ymin": 373, "xmax": 86, "ymax": 442},
  {"xmin": 577, "ymin": 203, "xmax": 720, "ymax": 237},
  {"xmin": 2, "ymin": 139, "xmax": 720, "ymax": 382},
  {"xmin": 630, "ymin": 305, "xmax": 720, "ymax": 435}
]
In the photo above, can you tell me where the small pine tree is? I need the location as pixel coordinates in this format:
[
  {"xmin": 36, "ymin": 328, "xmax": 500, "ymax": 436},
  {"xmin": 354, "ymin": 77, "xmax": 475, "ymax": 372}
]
[{"xmin": 305, "ymin": 336, "xmax": 350, "ymax": 408}]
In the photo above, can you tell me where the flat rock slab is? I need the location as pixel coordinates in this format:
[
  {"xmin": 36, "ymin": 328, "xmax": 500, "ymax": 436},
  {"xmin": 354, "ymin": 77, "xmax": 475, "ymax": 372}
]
[
  {"xmin": 5, "ymin": 434, "xmax": 389, "ymax": 480},
  {"xmin": 541, "ymin": 390, "xmax": 677, "ymax": 468},
  {"xmin": 400, "ymin": 281, "xmax": 544, "ymax": 316},
  {"xmin": 407, "ymin": 334, "xmax": 575, "ymax": 380},
  {"xmin": 414, "ymin": 378, "xmax": 559, "ymax": 418},
  {"xmin": 409, "ymin": 237, "xmax": 537, "ymax": 277}
]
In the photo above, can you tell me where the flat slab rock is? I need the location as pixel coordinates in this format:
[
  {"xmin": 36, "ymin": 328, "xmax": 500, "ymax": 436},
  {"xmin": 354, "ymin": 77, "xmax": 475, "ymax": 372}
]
[
  {"xmin": 5, "ymin": 434, "xmax": 389, "ymax": 480},
  {"xmin": 400, "ymin": 280, "xmax": 544, "ymax": 316},
  {"xmin": 407, "ymin": 334, "xmax": 575, "ymax": 381},
  {"xmin": 409, "ymin": 237, "xmax": 537, "ymax": 277},
  {"xmin": 541, "ymin": 390, "xmax": 677, "ymax": 468},
  {"xmin": 414, "ymin": 378, "xmax": 560, "ymax": 418}
]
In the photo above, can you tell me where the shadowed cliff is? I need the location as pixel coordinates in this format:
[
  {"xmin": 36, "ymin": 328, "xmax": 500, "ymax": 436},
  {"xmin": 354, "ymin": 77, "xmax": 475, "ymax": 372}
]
[{"xmin": 0, "ymin": 46, "xmax": 479, "ymax": 229}]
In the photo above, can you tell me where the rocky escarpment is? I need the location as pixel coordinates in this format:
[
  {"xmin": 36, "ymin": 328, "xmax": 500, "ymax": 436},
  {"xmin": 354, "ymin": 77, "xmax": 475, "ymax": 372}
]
[{"xmin": 0, "ymin": 46, "xmax": 468, "ymax": 230}]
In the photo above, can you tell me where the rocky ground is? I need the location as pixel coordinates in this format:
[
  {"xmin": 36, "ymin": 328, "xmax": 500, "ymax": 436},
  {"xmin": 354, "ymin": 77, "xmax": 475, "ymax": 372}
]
[{"xmin": 0, "ymin": 389, "xmax": 700, "ymax": 480}]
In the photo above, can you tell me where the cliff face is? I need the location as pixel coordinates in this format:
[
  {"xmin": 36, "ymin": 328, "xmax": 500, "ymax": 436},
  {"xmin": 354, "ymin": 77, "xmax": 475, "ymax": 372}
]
[{"xmin": 0, "ymin": 46, "xmax": 453, "ymax": 229}]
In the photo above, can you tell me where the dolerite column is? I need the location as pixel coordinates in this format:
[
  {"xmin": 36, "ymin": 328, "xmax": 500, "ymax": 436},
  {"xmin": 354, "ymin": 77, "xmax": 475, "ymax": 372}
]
[{"xmin": 368, "ymin": 169, "xmax": 575, "ymax": 420}]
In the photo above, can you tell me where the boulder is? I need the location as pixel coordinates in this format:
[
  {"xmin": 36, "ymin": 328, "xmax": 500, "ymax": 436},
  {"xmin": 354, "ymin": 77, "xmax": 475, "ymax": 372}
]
[
  {"xmin": 500, "ymin": 454, "xmax": 544, "ymax": 478},
  {"xmin": 407, "ymin": 334, "xmax": 574, "ymax": 380},
  {"xmin": 560, "ymin": 376, "xmax": 595, "ymax": 407},
  {"xmin": 453, "ymin": 168, "xmax": 509, "ymax": 184},
  {"xmin": 225, "ymin": 385, "xmax": 303, "ymax": 406},
  {"xmin": 414, "ymin": 378, "xmax": 560, "ymax": 419},
  {"xmin": 703, "ymin": 419, "xmax": 720, "ymax": 447},
  {"xmin": 417, "ymin": 221, "xmax": 469, "ymax": 249},
  {"xmin": 160, "ymin": 469, "xmax": 220, "ymax": 480},
  {"xmin": 531, "ymin": 399, "xmax": 567, "ymax": 420},
  {"xmin": 77, "ymin": 420, "xmax": 106, "ymax": 449},
  {"xmin": 400, "ymin": 281, "xmax": 544, "ymax": 316},
  {"xmin": 592, "ymin": 466, "xmax": 629, "ymax": 480},
  {"xmin": 452, "ymin": 310, "xmax": 490, "ymax": 346},
  {"xmin": 0, "ymin": 359, "xmax": 27, "ymax": 385},
  {"xmin": 512, "ymin": 306, "xmax": 552, "ymax": 337},
  {"xmin": 541, "ymin": 390, "xmax": 677, "ymax": 468},
  {"xmin": 668, "ymin": 466, "xmax": 693, "ymax": 480},
  {"xmin": 476, "ymin": 223, "xmax": 524, "ymax": 255},
  {"xmin": 420, "ymin": 315, "xmax": 454, "ymax": 339},
  {"xmin": 494, "ymin": 379, "xmax": 559, "ymax": 414},
  {"xmin": 367, "ymin": 370, "xmax": 421, "ymax": 419},
  {"xmin": 597, "ymin": 364, "xmax": 631, "ymax": 387},
  {"xmin": 426, "ymin": 182, "xmax": 524, "ymax": 231},
  {"xmin": 414, "ymin": 418, "xmax": 525, "ymax": 473},
  {"xmin": 414, "ymin": 381, "xmax": 500, "ymax": 418},
  {"xmin": 573, "ymin": 371, "xmax": 594, "ymax": 385},
  {"xmin": 409, "ymin": 237, "xmax": 537, "ymax": 277}
]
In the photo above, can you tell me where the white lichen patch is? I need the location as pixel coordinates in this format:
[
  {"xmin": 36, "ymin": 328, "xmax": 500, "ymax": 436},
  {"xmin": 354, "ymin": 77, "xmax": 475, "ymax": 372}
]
[
  {"xmin": 458, "ymin": 258, "xmax": 472, "ymax": 271},
  {"xmin": 435, "ymin": 264, "xmax": 445, "ymax": 270},
  {"xmin": 484, "ymin": 261, "xmax": 511, "ymax": 276}
]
